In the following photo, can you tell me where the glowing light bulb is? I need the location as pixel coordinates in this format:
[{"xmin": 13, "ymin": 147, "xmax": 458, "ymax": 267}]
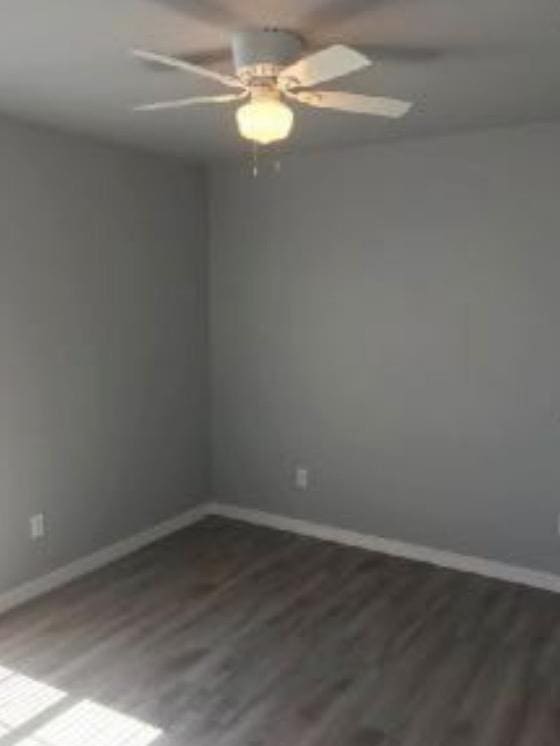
[{"xmin": 236, "ymin": 95, "xmax": 294, "ymax": 145}]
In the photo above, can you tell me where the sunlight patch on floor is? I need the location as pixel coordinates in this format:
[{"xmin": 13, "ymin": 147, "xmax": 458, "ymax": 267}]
[
  {"xmin": 0, "ymin": 666, "xmax": 65, "ymax": 730},
  {"xmin": 0, "ymin": 667, "xmax": 162, "ymax": 746},
  {"xmin": 13, "ymin": 700, "xmax": 162, "ymax": 746}
]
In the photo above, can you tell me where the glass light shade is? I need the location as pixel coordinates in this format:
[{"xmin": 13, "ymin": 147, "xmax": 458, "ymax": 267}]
[{"xmin": 236, "ymin": 98, "xmax": 294, "ymax": 145}]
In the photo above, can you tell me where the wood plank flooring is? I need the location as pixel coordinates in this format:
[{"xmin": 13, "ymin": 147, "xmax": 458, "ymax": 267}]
[{"xmin": 0, "ymin": 516, "xmax": 559, "ymax": 745}]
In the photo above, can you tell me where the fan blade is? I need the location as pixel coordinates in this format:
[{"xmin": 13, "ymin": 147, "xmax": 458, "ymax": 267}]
[
  {"xmin": 134, "ymin": 93, "xmax": 246, "ymax": 111},
  {"xmin": 289, "ymin": 90, "xmax": 412, "ymax": 118},
  {"xmin": 357, "ymin": 42, "xmax": 512, "ymax": 63},
  {"xmin": 150, "ymin": 0, "xmax": 244, "ymax": 30},
  {"xmin": 137, "ymin": 48, "xmax": 231, "ymax": 72},
  {"xmin": 278, "ymin": 45, "xmax": 370, "ymax": 89},
  {"xmin": 358, "ymin": 44, "xmax": 444, "ymax": 63},
  {"xmin": 131, "ymin": 49, "xmax": 243, "ymax": 89},
  {"xmin": 300, "ymin": 0, "xmax": 392, "ymax": 34}
]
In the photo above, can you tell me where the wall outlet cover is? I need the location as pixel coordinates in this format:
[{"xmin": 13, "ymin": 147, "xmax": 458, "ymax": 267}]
[
  {"xmin": 295, "ymin": 467, "xmax": 308, "ymax": 490},
  {"xmin": 30, "ymin": 513, "xmax": 45, "ymax": 540}
]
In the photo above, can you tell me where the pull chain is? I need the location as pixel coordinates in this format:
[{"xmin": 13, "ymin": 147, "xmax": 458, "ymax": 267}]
[
  {"xmin": 252, "ymin": 141, "xmax": 259, "ymax": 177},
  {"xmin": 249, "ymin": 143, "xmax": 282, "ymax": 177}
]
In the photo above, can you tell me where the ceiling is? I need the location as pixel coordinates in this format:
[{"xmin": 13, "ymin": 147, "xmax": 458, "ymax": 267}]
[{"xmin": 1, "ymin": 0, "xmax": 559, "ymax": 161}]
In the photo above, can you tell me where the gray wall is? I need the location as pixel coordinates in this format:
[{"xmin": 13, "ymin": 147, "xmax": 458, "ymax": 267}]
[
  {"xmin": 0, "ymin": 117, "xmax": 207, "ymax": 593},
  {"xmin": 209, "ymin": 121, "xmax": 560, "ymax": 575}
]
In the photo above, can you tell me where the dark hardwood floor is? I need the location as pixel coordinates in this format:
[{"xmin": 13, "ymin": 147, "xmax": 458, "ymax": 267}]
[{"xmin": 0, "ymin": 516, "xmax": 559, "ymax": 745}]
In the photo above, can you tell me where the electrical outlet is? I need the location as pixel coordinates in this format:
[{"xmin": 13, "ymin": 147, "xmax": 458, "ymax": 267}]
[
  {"xmin": 30, "ymin": 513, "xmax": 45, "ymax": 540},
  {"xmin": 295, "ymin": 467, "xmax": 308, "ymax": 491}
]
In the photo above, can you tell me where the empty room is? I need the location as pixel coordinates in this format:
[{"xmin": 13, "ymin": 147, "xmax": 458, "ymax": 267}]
[{"xmin": 1, "ymin": 1, "xmax": 559, "ymax": 744}]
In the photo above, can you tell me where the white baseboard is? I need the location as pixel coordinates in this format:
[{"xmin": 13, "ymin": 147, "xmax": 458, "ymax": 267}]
[
  {"xmin": 207, "ymin": 501, "xmax": 560, "ymax": 594},
  {"xmin": 2, "ymin": 499, "xmax": 558, "ymax": 617},
  {"xmin": 0, "ymin": 503, "xmax": 207, "ymax": 616}
]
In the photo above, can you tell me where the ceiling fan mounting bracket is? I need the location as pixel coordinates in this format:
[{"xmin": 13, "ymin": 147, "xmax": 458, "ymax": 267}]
[
  {"xmin": 248, "ymin": 83, "xmax": 281, "ymax": 99},
  {"xmin": 232, "ymin": 30, "xmax": 304, "ymax": 75},
  {"xmin": 236, "ymin": 63, "xmax": 283, "ymax": 86},
  {"xmin": 288, "ymin": 90, "xmax": 321, "ymax": 105}
]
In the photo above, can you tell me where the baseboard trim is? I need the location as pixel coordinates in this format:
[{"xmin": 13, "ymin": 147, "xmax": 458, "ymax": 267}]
[
  {"xmin": 207, "ymin": 502, "xmax": 560, "ymax": 594},
  {"xmin": 3, "ymin": 499, "xmax": 558, "ymax": 616},
  {"xmin": 0, "ymin": 503, "xmax": 207, "ymax": 616}
]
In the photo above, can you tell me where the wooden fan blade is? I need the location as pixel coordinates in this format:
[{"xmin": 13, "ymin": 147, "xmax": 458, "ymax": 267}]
[
  {"xmin": 150, "ymin": 0, "xmax": 244, "ymax": 29},
  {"xmin": 300, "ymin": 0, "xmax": 393, "ymax": 33},
  {"xmin": 131, "ymin": 49, "xmax": 243, "ymax": 89},
  {"xmin": 278, "ymin": 45, "xmax": 370, "ymax": 89},
  {"xmin": 357, "ymin": 42, "xmax": 513, "ymax": 63},
  {"xmin": 358, "ymin": 43, "xmax": 445, "ymax": 63},
  {"xmin": 136, "ymin": 48, "xmax": 232, "ymax": 72},
  {"xmin": 290, "ymin": 90, "xmax": 412, "ymax": 118},
  {"xmin": 134, "ymin": 93, "xmax": 246, "ymax": 111}
]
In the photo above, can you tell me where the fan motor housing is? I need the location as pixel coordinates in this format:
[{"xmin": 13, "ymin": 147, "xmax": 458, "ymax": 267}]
[{"xmin": 232, "ymin": 29, "xmax": 304, "ymax": 82}]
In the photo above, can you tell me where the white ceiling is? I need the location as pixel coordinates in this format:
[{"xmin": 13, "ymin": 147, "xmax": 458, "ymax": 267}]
[{"xmin": 1, "ymin": 0, "xmax": 559, "ymax": 161}]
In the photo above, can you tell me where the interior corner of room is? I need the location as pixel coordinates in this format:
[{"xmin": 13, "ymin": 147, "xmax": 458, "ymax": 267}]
[
  {"xmin": 2, "ymin": 2, "xmax": 560, "ymax": 740},
  {"xmin": 3, "ymin": 115, "xmax": 560, "ymax": 605}
]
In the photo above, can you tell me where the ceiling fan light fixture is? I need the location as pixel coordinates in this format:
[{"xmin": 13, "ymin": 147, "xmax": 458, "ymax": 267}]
[
  {"xmin": 236, "ymin": 95, "xmax": 293, "ymax": 145},
  {"xmin": 132, "ymin": 35, "xmax": 413, "ymax": 146}
]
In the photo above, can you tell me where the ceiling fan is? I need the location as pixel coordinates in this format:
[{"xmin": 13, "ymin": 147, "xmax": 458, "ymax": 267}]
[{"xmin": 131, "ymin": 29, "xmax": 413, "ymax": 146}]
